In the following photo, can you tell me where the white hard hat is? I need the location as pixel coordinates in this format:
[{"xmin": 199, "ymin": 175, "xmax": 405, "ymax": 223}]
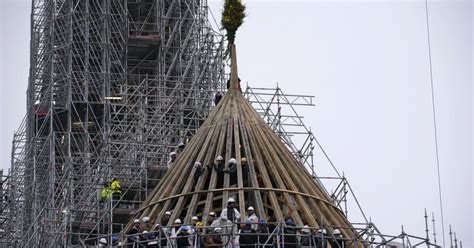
[
  {"xmin": 333, "ymin": 229, "xmax": 341, "ymax": 235},
  {"xmin": 247, "ymin": 206, "xmax": 254, "ymax": 211},
  {"xmin": 142, "ymin": 216, "xmax": 150, "ymax": 223},
  {"xmin": 99, "ymin": 238, "xmax": 107, "ymax": 244},
  {"xmin": 216, "ymin": 155, "xmax": 224, "ymax": 161},
  {"xmin": 142, "ymin": 230, "xmax": 148, "ymax": 233},
  {"xmin": 165, "ymin": 211, "xmax": 172, "ymax": 215},
  {"xmin": 318, "ymin": 228, "xmax": 327, "ymax": 234},
  {"xmin": 174, "ymin": 219, "xmax": 182, "ymax": 224},
  {"xmin": 302, "ymin": 225, "xmax": 310, "ymax": 234},
  {"xmin": 133, "ymin": 219, "xmax": 140, "ymax": 224},
  {"xmin": 228, "ymin": 158, "xmax": 237, "ymax": 164},
  {"xmin": 209, "ymin": 212, "xmax": 216, "ymax": 216},
  {"xmin": 118, "ymin": 242, "xmax": 123, "ymax": 246},
  {"xmin": 170, "ymin": 152, "xmax": 177, "ymax": 156},
  {"xmin": 154, "ymin": 223, "xmax": 161, "ymax": 227},
  {"xmin": 227, "ymin": 197, "xmax": 236, "ymax": 203},
  {"xmin": 178, "ymin": 142, "xmax": 185, "ymax": 147},
  {"xmin": 214, "ymin": 227, "xmax": 223, "ymax": 233},
  {"xmin": 191, "ymin": 216, "xmax": 199, "ymax": 221},
  {"xmin": 194, "ymin": 162, "xmax": 202, "ymax": 167}
]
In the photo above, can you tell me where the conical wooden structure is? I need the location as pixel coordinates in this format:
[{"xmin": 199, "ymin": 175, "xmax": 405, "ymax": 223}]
[{"xmin": 125, "ymin": 45, "xmax": 360, "ymax": 244}]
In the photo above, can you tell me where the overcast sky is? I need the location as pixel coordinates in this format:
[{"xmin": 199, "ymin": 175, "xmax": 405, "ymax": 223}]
[{"xmin": 1, "ymin": 0, "xmax": 472, "ymax": 246}]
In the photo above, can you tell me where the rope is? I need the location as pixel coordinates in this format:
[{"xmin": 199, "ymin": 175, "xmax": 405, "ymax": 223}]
[{"xmin": 424, "ymin": 0, "xmax": 445, "ymax": 246}]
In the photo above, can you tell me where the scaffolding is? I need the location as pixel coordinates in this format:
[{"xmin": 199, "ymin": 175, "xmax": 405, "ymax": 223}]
[
  {"xmin": 243, "ymin": 85, "xmax": 449, "ymax": 247},
  {"xmin": 1, "ymin": 0, "xmax": 225, "ymax": 246}
]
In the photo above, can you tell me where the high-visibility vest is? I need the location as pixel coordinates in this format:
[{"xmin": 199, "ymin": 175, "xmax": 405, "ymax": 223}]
[
  {"xmin": 111, "ymin": 180, "xmax": 122, "ymax": 194},
  {"xmin": 101, "ymin": 188, "xmax": 112, "ymax": 199}
]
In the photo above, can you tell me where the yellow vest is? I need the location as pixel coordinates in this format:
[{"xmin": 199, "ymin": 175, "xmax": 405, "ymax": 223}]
[
  {"xmin": 111, "ymin": 180, "xmax": 122, "ymax": 194},
  {"xmin": 101, "ymin": 188, "xmax": 112, "ymax": 199}
]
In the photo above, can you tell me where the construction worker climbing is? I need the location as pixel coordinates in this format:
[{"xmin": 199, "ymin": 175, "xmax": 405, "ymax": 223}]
[
  {"xmin": 110, "ymin": 178, "xmax": 122, "ymax": 200},
  {"xmin": 101, "ymin": 182, "xmax": 112, "ymax": 200}
]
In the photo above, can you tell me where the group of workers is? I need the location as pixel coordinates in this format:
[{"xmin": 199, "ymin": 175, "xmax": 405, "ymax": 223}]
[
  {"xmin": 169, "ymin": 152, "xmax": 249, "ymax": 189},
  {"xmin": 123, "ymin": 197, "xmax": 346, "ymax": 248},
  {"xmin": 98, "ymin": 138, "xmax": 347, "ymax": 247}
]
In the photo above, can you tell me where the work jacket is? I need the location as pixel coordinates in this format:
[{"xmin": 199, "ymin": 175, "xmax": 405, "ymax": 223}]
[
  {"xmin": 111, "ymin": 180, "xmax": 122, "ymax": 194},
  {"xmin": 101, "ymin": 188, "xmax": 112, "ymax": 200}
]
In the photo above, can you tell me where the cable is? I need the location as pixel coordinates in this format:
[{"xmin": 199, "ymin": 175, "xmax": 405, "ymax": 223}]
[{"xmin": 424, "ymin": 0, "xmax": 446, "ymax": 246}]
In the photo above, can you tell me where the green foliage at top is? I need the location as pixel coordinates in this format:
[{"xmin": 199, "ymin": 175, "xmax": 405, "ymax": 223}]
[{"xmin": 221, "ymin": 0, "xmax": 246, "ymax": 46}]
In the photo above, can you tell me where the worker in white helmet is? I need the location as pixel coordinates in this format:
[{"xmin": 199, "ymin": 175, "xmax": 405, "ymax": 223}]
[
  {"xmin": 171, "ymin": 219, "xmax": 182, "ymax": 235},
  {"xmin": 177, "ymin": 142, "xmax": 186, "ymax": 153},
  {"xmin": 160, "ymin": 211, "xmax": 172, "ymax": 226},
  {"xmin": 299, "ymin": 225, "xmax": 312, "ymax": 248},
  {"xmin": 226, "ymin": 158, "xmax": 238, "ymax": 186},
  {"xmin": 246, "ymin": 206, "xmax": 259, "ymax": 231},
  {"xmin": 331, "ymin": 229, "xmax": 345, "ymax": 248},
  {"xmin": 127, "ymin": 219, "xmax": 141, "ymax": 245},
  {"xmin": 220, "ymin": 197, "xmax": 241, "ymax": 223},
  {"xmin": 141, "ymin": 216, "xmax": 151, "ymax": 231},
  {"xmin": 167, "ymin": 151, "xmax": 177, "ymax": 168},
  {"xmin": 213, "ymin": 155, "xmax": 225, "ymax": 187},
  {"xmin": 193, "ymin": 162, "xmax": 205, "ymax": 184},
  {"xmin": 98, "ymin": 237, "xmax": 107, "ymax": 247},
  {"xmin": 315, "ymin": 227, "xmax": 328, "ymax": 248}
]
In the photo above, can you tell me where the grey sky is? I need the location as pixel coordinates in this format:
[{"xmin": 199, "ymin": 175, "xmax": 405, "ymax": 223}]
[{"xmin": 1, "ymin": 0, "xmax": 472, "ymax": 246}]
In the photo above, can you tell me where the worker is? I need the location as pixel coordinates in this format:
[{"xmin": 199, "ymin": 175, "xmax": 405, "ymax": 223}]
[
  {"xmin": 195, "ymin": 221, "xmax": 206, "ymax": 248},
  {"xmin": 190, "ymin": 216, "xmax": 201, "ymax": 246},
  {"xmin": 147, "ymin": 224, "xmax": 160, "ymax": 248},
  {"xmin": 170, "ymin": 219, "xmax": 183, "ymax": 237},
  {"xmin": 141, "ymin": 216, "xmax": 150, "ymax": 231},
  {"xmin": 220, "ymin": 197, "xmax": 241, "ymax": 223},
  {"xmin": 331, "ymin": 229, "xmax": 345, "ymax": 248},
  {"xmin": 206, "ymin": 211, "xmax": 217, "ymax": 234},
  {"xmin": 246, "ymin": 206, "xmax": 259, "ymax": 231},
  {"xmin": 193, "ymin": 162, "xmax": 205, "ymax": 183},
  {"xmin": 239, "ymin": 221, "xmax": 257, "ymax": 247},
  {"xmin": 110, "ymin": 178, "xmax": 122, "ymax": 200},
  {"xmin": 111, "ymin": 236, "xmax": 119, "ymax": 246},
  {"xmin": 241, "ymin": 157, "xmax": 249, "ymax": 184},
  {"xmin": 299, "ymin": 225, "xmax": 312, "ymax": 247},
  {"xmin": 207, "ymin": 212, "xmax": 217, "ymax": 226},
  {"xmin": 213, "ymin": 156, "xmax": 225, "ymax": 188},
  {"xmin": 283, "ymin": 219, "xmax": 298, "ymax": 248},
  {"xmin": 226, "ymin": 77, "xmax": 242, "ymax": 92},
  {"xmin": 177, "ymin": 142, "xmax": 186, "ymax": 154},
  {"xmin": 190, "ymin": 216, "xmax": 199, "ymax": 225},
  {"xmin": 214, "ymin": 92, "xmax": 223, "ymax": 106},
  {"xmin": 161, "ymin": 211, "xmax": 172, "ymax": 226},
  {"xmin": 226, "ymin": 158, "xmax": 238, "ymax": 186},
  {"xmin": 127, "ymin": 219, "xmax": 140, "ymax": 246},
  {"xmin": 257, "ymin": 217, "xmax": 269, "ymax": 245},
  {"xmin": 98, "ymin": 237, "xmax": 107, "ymax": 247},
  {"xmin": 173, "ymin": 220, "xmax": 192, "ymax": 248},
  {"xmin": 140, "ymin": 230, "xmax": 149, "ymax": 246},
  {"xmin": 176, "ymin": 226, "xmax": 192, "ymax": 248},
  {"xmin": 168, "ymin": 152, "xmax": 177, "ymax": 168},
  {"xmin": 315, "ymin": 228, "xmax": 328, "ymax": 248},
  {"xmin": 152, "ymin": 223, "xmax": 169, "ymax": 248},
  {"xmin": 101, "ymin": 182, "xmax": 112, "ymax": 201}
]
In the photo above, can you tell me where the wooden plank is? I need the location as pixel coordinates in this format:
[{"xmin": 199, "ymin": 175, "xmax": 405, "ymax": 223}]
[
  {"xmin": 184, "ymin": 119, "xmax": 225, "ymax": 222},
  {"xmin": 233, "ymin": 115, "xmax": 245, "ymax": 223},
  {"xmin": 238, "ymin": 117, "xmax": 265, "ymax": 220}
]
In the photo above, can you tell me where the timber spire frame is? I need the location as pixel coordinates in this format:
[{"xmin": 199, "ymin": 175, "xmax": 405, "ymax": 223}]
[{"xmin": 126, "ymin": 45, "xmax": 361, "ymax": 244}]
